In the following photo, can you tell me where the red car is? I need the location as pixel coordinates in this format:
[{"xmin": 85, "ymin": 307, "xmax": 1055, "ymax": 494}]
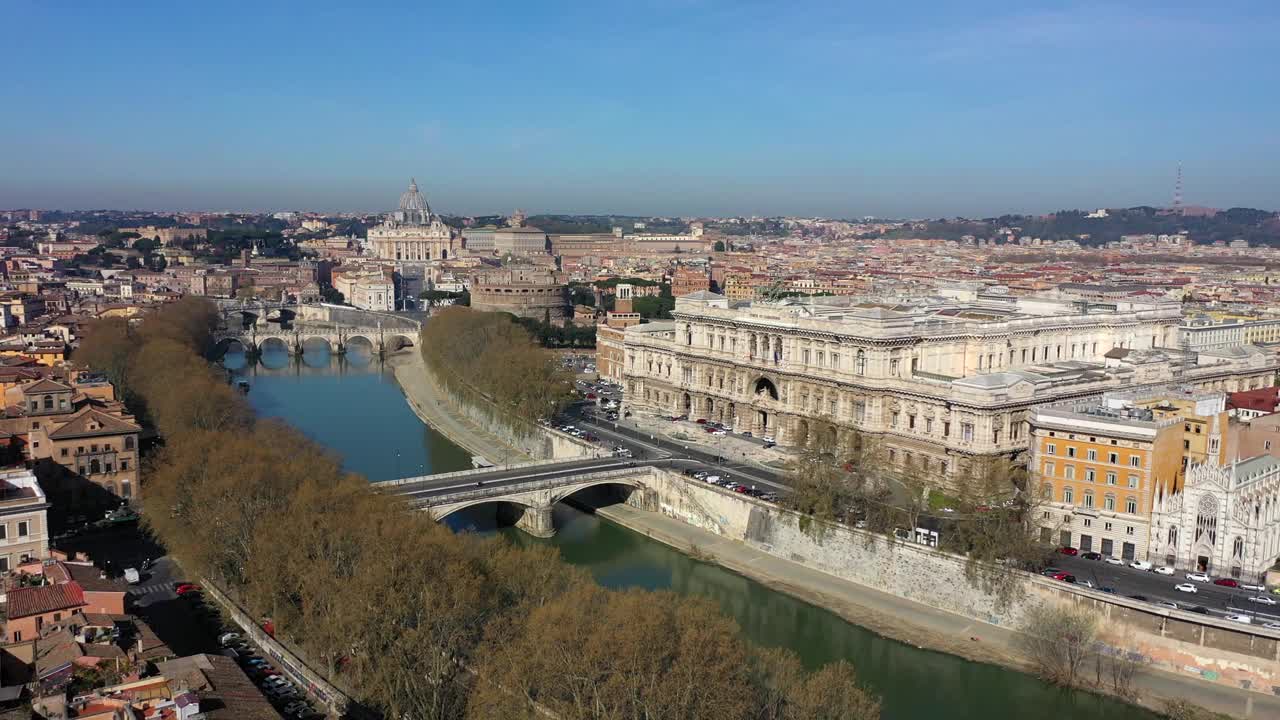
[
  {"xmin": 1056, "ymin": 547, "xmax": 1079, "ymax": 556},
  {"xmin": 1050, "ymin": 572, "xmax": 1077, "ymax": 583},
  {"xmin": 1213, "ymin": 578, "xmax": 1239, "ymax": 588},
  {"xmin": 174, "ymin": 583, "xmax": 202, "ymax": 595}
]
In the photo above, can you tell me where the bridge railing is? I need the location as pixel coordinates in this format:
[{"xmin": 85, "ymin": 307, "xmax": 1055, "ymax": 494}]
[
  {"xmin": 373, "ymin": 458, "xmax": 579, "ymax": 488},
  {"xmin": 408, "ymin": 466, "xmax": 654, "ymax": 509}
]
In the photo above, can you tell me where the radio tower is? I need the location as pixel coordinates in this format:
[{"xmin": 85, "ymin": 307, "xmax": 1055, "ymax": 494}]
[{"xmin": 1172, "ymin": 162, "xmax": 1184, "ymax": 216}]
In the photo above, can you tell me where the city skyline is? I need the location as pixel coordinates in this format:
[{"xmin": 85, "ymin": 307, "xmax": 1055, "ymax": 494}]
[{"xmin": 4, "ymin": 2, "xmax": 1279, "ymax": 217}]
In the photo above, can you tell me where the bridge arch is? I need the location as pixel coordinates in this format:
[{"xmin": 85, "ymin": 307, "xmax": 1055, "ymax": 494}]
[
  {"xmin": 344, "ymin": 335, "xmax": 376, "ymax": 353},
  {"xmin": 214, "ymin": 337, "xmax": 251, "ymax": 355},
  {"xmin": 386, "ymin": 334, "xmax": 415, "ymax": 352},
  {"xmin": 549, "ymin": 477, "xmax": 644, "ymax": 507},
  {"xmin": 299, "ymin": 335, "xmax": 334, "ymax": 354},
  {"xmin": 257, "ymin": 336, "xmax": 290, "ymax": 353},
  {"xmin": 434, "ymin": 496, "xmax": 537, "ymax": 522}
]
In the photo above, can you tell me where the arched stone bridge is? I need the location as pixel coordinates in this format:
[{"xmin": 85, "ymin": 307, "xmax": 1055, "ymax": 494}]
[
  {"xmin": 380, "ymin": 460, "xmax": 669, "ymax": 538},
  {"xmin": 215, "ymin": 324, "xmax": 415, "ymax": 356},
  {"xmin": 378, "ymin": 458, "xmax": 731, "ymax": 539}
]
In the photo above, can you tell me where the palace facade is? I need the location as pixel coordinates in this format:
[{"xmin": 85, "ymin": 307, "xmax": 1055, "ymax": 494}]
[{"xmin": 620, "ymin": 293, "xmax": 1279, "ymax": 483}]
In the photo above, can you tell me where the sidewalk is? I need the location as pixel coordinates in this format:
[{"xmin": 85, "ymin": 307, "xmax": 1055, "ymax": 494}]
[
  {"xmin": 595, "ymin": 502, "xmax": 1280, "ymax": 719},
  {"xmin": 622, "ymin": 411, "xmax": 795, "ymax": 472},
  {"xmin": 387, "ymin": 351, "xmax": 531, "ymax": 465}
]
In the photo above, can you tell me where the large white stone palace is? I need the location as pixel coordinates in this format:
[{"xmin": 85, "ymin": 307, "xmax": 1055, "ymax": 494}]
[
  {"xmin": 617, "ymin": 292, "xmax": 1279, "ymax": 483},
  {"xmin": 367, "ymin": 179, "xmax": 460, "ymax": 262}
]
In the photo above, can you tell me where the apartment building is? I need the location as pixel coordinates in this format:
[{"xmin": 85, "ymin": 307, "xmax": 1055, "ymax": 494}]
[
  {"xmin": 621, "ymin": 293, "xmax": 1276, "ymax": 484},
  {"xmin": 1029, "ymin": 400, "xmax": 1183, "ymax": 561},
  {"xmin": 0, "ymin": 468, "xmax": 50, "ymax": 572}
]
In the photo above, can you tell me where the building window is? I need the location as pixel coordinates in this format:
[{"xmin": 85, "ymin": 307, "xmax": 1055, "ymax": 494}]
[
  {"xmin": 1083, "ymin": 518, "xmax": 1092, "ymax": 527},
  {"xmin": 1063, "ymin": 487, "xmax": 1074, "ymax": 504},
  {"xmin": 1087, "ymin": 449, "xmax": 1097, "ymax": 461},
  {"xmin": 1126, "ymin": 526, "xmax": 1134, "ymax": 536},
  {"xmin": 0, "ymin": 524, "xmax": 6, "ymax": 540},
  {"xmin": 1106, "ymin": 472, "xmax": 1116, "ymax": 485},
  {"xmin": 1067, "ymin": 447, "xmax": 1076, "ymax": 458},
  {"xmin": 1046, "ymin": 443, "xmax": 1056, "ymax": 455},
  {"xmin": 855, "ymin": 350, "xmax": 866, "ymax": 375},
  {"xmin": 1104, "ymin": 494, "xmax": 1115, "ymax": 511},
  {"xmin": 17, "ymin": 521, "xmax": 28, "ymax": 537},
  {"xmin": 60, "ymin": 448, "xmax": 67, "ymax": 457},
  {"xmin": 1044, "ymin": 461, "xmax": 1055, "ymax": 477},
  {"xmin": 1129, "ymin": 456, "xmax": 1140, "ymax": 468},
  {"xmin": 1085, "ymin": 469, "xmax": 1096, "ymax": 482},
  {"xmin": 1125, "ymin": 497, "xmax": 1137, "ymax": 514},
  {"xmin": 961, "ymin": 423, "xmax": 974, "ymax": 442},
  {"xmin": 1083, "ymin": 491, "xmax": 1094, "ymax": 509},
  {"xmin": 1105, "ymin": 522, "xmax": 1113, "ymax": 531},
  {"xmin": 0, "ymin": 557, "xmax": 7, "ymax": 573},
  {"xmin": 1127, "ymin": 475, "xmax": 1138, "ymax": 488},
  {"xmin": 1065, "ymin": 466, "xmax": 1075, "ymax": 480},
  {"xmin": 1108, "ymin": 452, "xmax": 1118, "ymax": 464},
  {"xmin": 121, "ymin": 460, "xmax": 128, "ymax": 471}
]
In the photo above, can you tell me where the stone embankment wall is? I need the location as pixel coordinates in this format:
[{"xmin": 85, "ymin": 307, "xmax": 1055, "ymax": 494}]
[
  {"xmin": 421, "ymin": 360, "xmax": 597, "ymax": 461},
  {"xmin": 626, "ymin": 468, "xmax": 1280, "ymax": 698}
]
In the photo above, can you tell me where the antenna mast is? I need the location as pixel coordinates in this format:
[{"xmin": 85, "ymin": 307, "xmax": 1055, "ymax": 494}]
[{"xmin": 1172, "ymin": 162, "xmax": 1184, "ymax": 216}]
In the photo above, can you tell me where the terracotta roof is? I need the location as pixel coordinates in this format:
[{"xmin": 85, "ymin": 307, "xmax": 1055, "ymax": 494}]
[
  {"xmin": 46, "ymin": 408, "xmax": 140, "ymax": 440},
  {"xmin": 6, "ymin": 581, "xmax": 86, "ymax": 618},
  {"xmin": 21, "ymin": 378, "xmax": 72, "ymax": 395}
]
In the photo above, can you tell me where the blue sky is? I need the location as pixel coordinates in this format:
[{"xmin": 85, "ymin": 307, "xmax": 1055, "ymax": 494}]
[{"xmin": 3, "ymin": 1, "xmax": 1278, "ymax": 217}]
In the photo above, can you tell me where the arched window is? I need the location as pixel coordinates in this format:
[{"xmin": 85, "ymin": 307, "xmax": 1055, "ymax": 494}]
[
  {"xmin": 1063, "ymin": 487, "xmax": 1074, "ymax": 504},
  {"xmin": 1195, "ymin": 494, "xmax": 1219, "ymax": 546},
  {"xmin": 124, "ymin": 436, "xmax": 135, "ymax": 451},
  {"xmin": 1125, "ymin": 496, "xmax": 1137, "ymax": 514},
  {"xmin": 1232, "ymin": 536, "xmax": 1244, "ymax": 558},
  {"xmin": 855, "ymin": 350, "xmax": 866, "ymax": 376},
  {"xmin": 1104, "ymin": 494, "xmax": 1115, "ymax": 511},
  {"xmin": 1168, "ymin": 526, "xmax": 1178, "ymax": 546},
  {"xmin": 42, "ymin": 395, "xmax": 53, "ymax": 410}
]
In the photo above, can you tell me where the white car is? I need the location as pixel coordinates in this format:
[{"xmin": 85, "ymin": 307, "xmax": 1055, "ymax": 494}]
[
  {"xmin": 1185, "ymin": 572, "xmax": 1211, "ymax": 583},
  {"xmin": 1155, "ymin": 566, "xmax": 1175, "ymax": 576},
  {"xmin": 1247, "ymin": 595, "xmax": 1278, "ymax": 606},
  {"xmin": 218, "ymin": 632, "xmax": 241, "ymax": 647},
  {"xmin": 1263, "ymin": 623, "xmax": 1280, "ymax": 630},
  {"xmin": 1227, "ymin": 614, "xmax": 1253, "ymax": 625},
  {"xmin": 1104, "ymin": 557, "xmax": 1125, "ymax": 566},
  {"xmin": 1240, "ymin": 582, "xmax": 1266, "ymax": 592},
  {"xmin": 1174, "ymin": 583, "xmax": 1197, "ymax": 593},
  {"xmin": 1130, "ymin": 560, "xmax": 1153, "ymax": 571}
]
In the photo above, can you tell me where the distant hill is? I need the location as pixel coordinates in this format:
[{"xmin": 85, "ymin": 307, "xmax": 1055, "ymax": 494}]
[{"xmin": 873, "ymin": 207, "xmax": 1280, "ymax": 247}]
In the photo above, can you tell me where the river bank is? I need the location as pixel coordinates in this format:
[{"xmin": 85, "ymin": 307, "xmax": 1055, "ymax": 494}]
[
  {"xmin": 591, "ymin": 502, "xmax": 1278, "ymax": 719},
  {"xmin": 386, "ymin": 350, "xmax": 531, "ymax": 466}
]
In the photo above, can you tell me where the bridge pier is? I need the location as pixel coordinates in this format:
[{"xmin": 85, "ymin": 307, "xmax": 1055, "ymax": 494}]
[{"xmin": 514, "ymin": 504, "xmax": 555, "ymax": 538}]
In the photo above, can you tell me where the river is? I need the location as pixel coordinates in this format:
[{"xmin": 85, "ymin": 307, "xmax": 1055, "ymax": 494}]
[{"xmin": 224, "ymin": 348, "xmax": 1155, "ymax": 720}]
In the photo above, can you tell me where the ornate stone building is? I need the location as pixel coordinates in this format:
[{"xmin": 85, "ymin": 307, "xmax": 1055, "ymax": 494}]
[
  {"xmin": 367, "ymin": 179, "xmax": 460, "ymax": 262},
  {"xmin": 621, "ymin": 293, "xmax": 1279, "ymax": 484},
  {"xmin": 1149, "ymin": 456, "xmax": 1280, "ymax": 581}
]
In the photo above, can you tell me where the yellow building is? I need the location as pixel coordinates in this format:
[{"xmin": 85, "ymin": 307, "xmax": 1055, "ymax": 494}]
[
  {"xmin": 1029, "ymin": 400, "xmax": 1183, "ymax": 561},
  {"xmin": 1135, "ymin": 389, "xmax": 1229, "ymax": 490}
]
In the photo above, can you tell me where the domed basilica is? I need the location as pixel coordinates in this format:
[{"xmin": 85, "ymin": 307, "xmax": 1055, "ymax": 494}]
[{"xmin": 367, "ymin": 179, "xmax": 460, "ymax": 262}]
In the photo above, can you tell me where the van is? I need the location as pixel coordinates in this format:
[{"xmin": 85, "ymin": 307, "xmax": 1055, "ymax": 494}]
[{"xmin": 1129, "ymin": 560, "xmax": 1153, "ymax": 571}]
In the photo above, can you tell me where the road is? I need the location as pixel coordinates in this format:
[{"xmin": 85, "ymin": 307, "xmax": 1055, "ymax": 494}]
[{"xmin": 1047, "ymin": 553, "xmax": 1280, "ymax": 625}]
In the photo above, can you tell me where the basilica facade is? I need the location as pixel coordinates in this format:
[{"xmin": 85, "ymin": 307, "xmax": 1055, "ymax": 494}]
[{"xmin": 367, "ymin": 179, "xmax": 460, "ymax": 262}]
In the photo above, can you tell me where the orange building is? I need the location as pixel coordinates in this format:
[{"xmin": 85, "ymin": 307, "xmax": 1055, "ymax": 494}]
[{"xmin": 1030, "ymin": 400, "xmax": 1183, "ymax": 562}]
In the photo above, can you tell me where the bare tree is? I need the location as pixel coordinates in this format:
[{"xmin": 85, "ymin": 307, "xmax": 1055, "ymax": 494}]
[{"xmin": 1015, "ymin": 603, "xmax": 1099, "ymax": 688}]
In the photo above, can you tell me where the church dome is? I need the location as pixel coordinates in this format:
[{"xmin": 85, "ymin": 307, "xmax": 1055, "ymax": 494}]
[{"xmin": 397, "ymin": 178, "xmax": 433, "ymax": 225}]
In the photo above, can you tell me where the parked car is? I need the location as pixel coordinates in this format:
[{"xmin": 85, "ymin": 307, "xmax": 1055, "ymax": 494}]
[
  {"xmin": 1239, "ymin": 582, "xmax": 1266, "ymax": 592},
  {"xmin": 1263, "ymin": 622, "xmax": 1280, "ymax": 630},
  {"xmin": 1247, "ymin": 595, "xmax": 1278, "ymax": 606},
  {"xmin": 1213, "ymin": 578, "xmax": 1240, "ymax": 588},
  {"xmin": 1186, "ymin": 606, "xmax": 1210, "ymax": 615},
  {"xmin": 1185, "ymin": 572, "xmax": 1211, "ymax": 583},
  {"xmin": 1130, "ymin": 560, "xmax": 1153, "ymax": 571},
  {"xmin": 1104, "ymin": 557, "xmax": 1125, "ymax": 566},
  {"xmin": 1056, "ymin": 547, "xmax": 1079, "ymax": 556},
  {"xmin": 1174, "ymin": 583, "xmax": 1197, "ymax": 593},
  {"xmin": 1155, "ymin": 601, "xmax": 1179, "ymax": 609},
  {"xmin": 1039, "ymin": 567, "xmax": 1062, "ymax": 577},
  {"xmin": 1081, "ymin": 551, "xmax": 1103, "ymax": 561},
  {"xmin": 218, "ymin": 632, "xmax": 242, "ymax": 647},
  {"xmin": 1128, "ymin": 595, "xmax": 1149, "ymax": 602},
  {"xmin": 1227, "ymin": 614, "xmax": 1253, "ymax": 624},
  {"xmin": 175, "ymin": 583, "xmax": 202, "ymax": 595},
  {"xmin": 1050, "ymin": 572, "xmax": 1076, "ymax": 583},
  {"xmin": 1155, "ymin": 566, "xmax": 1175, "ymax": 575}
]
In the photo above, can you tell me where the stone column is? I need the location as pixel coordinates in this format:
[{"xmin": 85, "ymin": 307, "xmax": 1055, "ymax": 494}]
[{"xmin": 515, "ymin": 504, "xmax": 555, "ymax": 538}]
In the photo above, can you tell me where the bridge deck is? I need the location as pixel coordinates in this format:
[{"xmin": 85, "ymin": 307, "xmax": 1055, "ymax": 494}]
[{"xmin": 375, "ymin": 457, "xmax": 645, "ymax": 504}]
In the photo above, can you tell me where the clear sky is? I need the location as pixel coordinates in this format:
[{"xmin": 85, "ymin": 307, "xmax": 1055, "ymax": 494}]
[{"xmin": 3, "ymin": 1, "xmax": 1278, "ymax": 218}]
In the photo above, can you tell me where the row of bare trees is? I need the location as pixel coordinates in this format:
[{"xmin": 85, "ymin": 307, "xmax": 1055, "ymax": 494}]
[
  {"xmin": 781, "ymin": 419, "xmax": 1052, "ymax": 608},
  {"xmin": 75, "ymin": 299, "xmax": 882, "ymax": 720},
  {"xmin": 419, "ymin": 306, "xmax": 576, "ymax": 422}
]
